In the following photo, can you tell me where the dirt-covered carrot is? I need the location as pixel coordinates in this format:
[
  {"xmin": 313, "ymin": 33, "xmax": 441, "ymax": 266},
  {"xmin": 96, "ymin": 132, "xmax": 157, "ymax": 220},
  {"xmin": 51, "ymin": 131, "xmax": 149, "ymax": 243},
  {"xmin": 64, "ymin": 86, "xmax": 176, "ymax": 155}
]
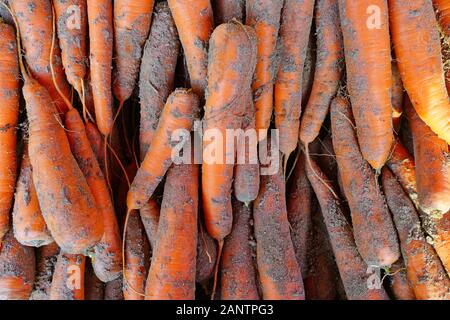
[
  {"xmin": 221, "ymin": 198, "xmax": 259, "ymax": 300},
  {"xmin": 300, "ymin": 0, "xmax": 344, "ymax": 145},
  {"xmin": 433, "ymin": 0, "xmax": 450, "ymax": 37},
  {"xmin": 127, "ymin": 89, "xmax": 200, "ymax": 210},
  {"xmin": 167, "ymin": 0, "xmax": 213, "ymax": 99},
  {"xmin": 382, "ymin": 168, "xmax": 450, "ymax": 300},
  {"xmin": 85, "ymin": 260, "xmax": 104, "ymax": 300},
  {"xmin": 391, "ymin": 62, "xmax": 404, "ymax": 131},
  {"xmin": 254, "ymin": 148, "xmax": 305, "ymax": 300},
  {"xmin": 301, "ymin": 35, "xmax": 316, "ymax": 106},
  {"xmin": 113, "ymin": 0, "xmax": 154, "ymax": 105},
  {"xmin": 13, "ymin": 144, "xmax": 53, "ymax": 247},
  {"xmin": 331, "ymin": 97, "xmax": 400, "ymax": 267},
  {"xmin": 274, "ymin": 0, "xmax": 314, "ymax": 156},
  {"xmin": 212, "ymin": 0, "xmax": 245, "ymax": 24},
  {"xmin": 286, "ymin": 151, "xmax": 313, "ymax": 278},
  {"xmin": 85, "ymin": 121, "xmax": 109, "ymax": 179},
  {"xmin": 104, "ymin": 276, "xmax": 124, "ymax": 300},
  {"xmin": 145, "ymin": 162, "xmax": 199, "ymax": 300},
  {"xmin": 389, "ymin": 0, "xmax": 450, "ymax": 144},
  {"xmin": 123, "ymin": 210, "xmax": 150, "ymax": 300},
  {"xmin": 139, "ymin": 1, "xmax": 179, "ymax": 159},
  {"xmin": 50, "ymin": 252, "xmax": 85, "ymax": 300},
  {"xmin": 0, "ymin": 0, "xmax": 13, "ymax": 25},
  {"xmin": 306, "ymin": 159, "xmax": 389, "ymax": 300},
  {"xmin": 53, "ymin": 0, "xmax": 88, "ymax": 97},
  {"xmin": 0, "ymin": 230, "xmax": 35, "ymax": 300},
  {"xmin": 246, "ymin": 0, "xmax": 283, "ymax": 139},
  {"xmin": 10, "ymin": 0, "xmax": 71, "ymax": 114},
  {"xmin": 139, "ymin": 199, "xmax": 159, "ymax": 250},
  {"xmin": 406, "ymin": 103, "xmax": 450, "ymax": 214},
  {"xmin": 30, "ymin": 242, "xmax": 59, "ymax": 300},
  {"xmin": 86, "ymin": 0, "xmax": 113, "ymax": 135},
  {"xmin": 387, "ymin": 259, "xmax": 416, "ymax": 300},
  {"xmin": 0, "ymin": 21, "xmax": 19, "ymax": 241},
  {"xmin": 196, "ymin": 220, "xmax": 218, "ymax": 285},
  {"xmin": 338, "ymin": 0, "xmax": 394, "ymax": 169}
]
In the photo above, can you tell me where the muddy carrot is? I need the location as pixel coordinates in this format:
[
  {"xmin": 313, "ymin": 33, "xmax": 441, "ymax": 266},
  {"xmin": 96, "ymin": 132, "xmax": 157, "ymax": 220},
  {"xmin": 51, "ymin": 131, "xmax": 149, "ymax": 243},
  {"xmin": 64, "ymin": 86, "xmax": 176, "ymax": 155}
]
[
  {"xmin": 104, "ymin": 275, "xmax": 124, "ymax": 300},
  {"xmin": 331, "ymin": 97, "xmax": 400, "ymax": 267},
  {"xmin": 30, "ymin": 242, "xmax": 59, "ymax": 300},
  {"xmin": 387, "ymin": 259, "xmax": 416, "ymax": 300},
  {"xmin": 221, "ymin": 198, "xmax": 259, "ymax": 300},
  {"xmin": 139, "ymin": 199, "xmax": 159, "ymax": 250},
  {"xmin": 212, "ymin": 0, "xmax": 245, "ymax": 24},
  {"xmin": 0, "ymin": 230, "xmax": 35, "ymax": 300},
  {"xmin": 50, "ymin": 252, "xmax": 85, "ymax": 300},
  {"xmin": 301, "ymin": 34, "xmax": 316, "ymax": 106},
  {"xmin": 85, "ymin": 121, "xmax": 109, "ymax": 179},
  {"xmin": 196, "ymin": 220, "xmax": 218, "ymax": 285}
]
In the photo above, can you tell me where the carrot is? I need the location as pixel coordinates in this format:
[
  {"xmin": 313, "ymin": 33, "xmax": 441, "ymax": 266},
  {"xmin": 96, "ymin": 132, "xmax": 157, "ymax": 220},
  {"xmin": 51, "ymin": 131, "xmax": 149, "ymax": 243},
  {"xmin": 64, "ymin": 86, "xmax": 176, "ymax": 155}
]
[
  {"xmin": 86, "ymin": 0, "xmax": 114, "ymax": 135},
  {"xmin": 145, "ymin": 162, "xmax": 198, "ymax": 300},
  {"xmin": 301, "ymin": 34, "xmax": 316, "ymax": 106},
  {"xmin": 139, "ymin": 1, "xmax": 179, "ymax": 159},
  {"xmin": 85, "ymin": 121, "xmax": 109, "ymax": 179},
  {"xmin": 113, "ymin": 0, "xmax": 154, "ymax": 105},
  {"xmin": 331, "ymin": 97, "xmax": 400, "ymax": 267},
  {"xmin": 286, "ymin": 151, "xmax": 313, "ymax": 279},
  {"xmin": 300, "ymin": 0, "xmax": 344, "ymax": 145},
  {"xmin": 53, "ymin": 0, "xmax": 88, "ymax": 97},
  {"xmin": 167, "ymin": 0, "xmax": 213, "ymax": 99},
  {"xmin": 387, "ymin": 259, "xmax": 416, "ymax": 300},
  {"xmin": 382, "ymin": 168, "xmax": 450, "ymax": 300},
  {"xmin": 65, "ymin": 109, "xmax": 122, "ymax": 282},
  {"xmin": 246, "ymin": 0, "xmax": 283, "ymax": 139},
  {"xmin": 433, "ymin": 0, "xmax": 450, "ymax": 37},
  {"xmin": 253, "ymin": 148, "xmax": 305, "ymax": 300},
  {"xmin": 221, "ymin": 198, "xmax": 259, "ymax": 300},
  {"xmin": 196, "ymin": 220, "xmax": 218, "ymax": 285},
  {"xmin": 139, "ymin": 199, "xmax": 159, "ymax": 250},
  {"xmin": 0, "ymin": 0, "xmax": 13, "ymax": 25},
  {"xmin": 338, "ymin": 0, "xmax": 394, "ymax": 169},
  {"xmin": 306, "ymin": 158, "xmax": 389, "ymax": 300},
  {"xmin": 389, "ymin": 0, "xmax": 450, "ymax": 144},
  {"xmin": 391, "ymin": 62, "xmax": 404, "ymax": 132},
  {"xmin": 406, "ymin": 102, "xmax": 450, "ymax": 214},
  {"xmin": 0, "ymin": 230, "xmax": 35, "ymax": 300},
  {"xmin": 104, "ymin": 275, "xmax": 124, "ymax": 300},
  {"xmin": 30, "ymin": 242, "xmax": 59, "ymax": 300},
  {"xmin": 212, "ymin": 0, "xmax": 245, "ymax": 25},
  {"xmin": 10, "ymin": 0, "xmax": 71, "ymax": 115},
  {"xmin": 123, "ymin": 210, "xmax": 150, "ymax": 300},
  {"xmin": 85, "ymin": 260, "xmax": 104, "ymax": 300},
  {"xmin": 50, "ymin": 252, "xmax": 85, "ymax": 300},
  {"xmin": 12, "ymin": 144, "xmax": 53, "ymax": 247},
  {"xmin": 127, "ymin": 89, "xmax": 200, "ymax": 210},
  {"xmin": 0, "ymin": 21, "xmax": 19, "ymax": 241},
  {"xmin": 274, "ymin": 0, "xmax": 314, "ymax": 156}
]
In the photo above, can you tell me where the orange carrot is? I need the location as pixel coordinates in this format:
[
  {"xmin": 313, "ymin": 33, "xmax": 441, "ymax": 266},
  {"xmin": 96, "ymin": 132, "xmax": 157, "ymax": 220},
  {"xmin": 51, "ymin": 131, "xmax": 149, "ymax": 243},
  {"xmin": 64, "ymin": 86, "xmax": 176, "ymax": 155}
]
[
  {"xmin": 275, "ymin": 0, "xmax": 315, "ymax": 156},
  {"xmin": 196, "ymin": 220, "xmax": 218, "ymax": 285},
  {"xmin": 167, "ymin": 0, "xmax": 213, "ymax": 99},
  {"xmin": 127, "ymin": 89, "xmax": 200, "ymax": 210},
  {"xmin": 85, "ymin": 121, "xmax": 109, "ymax": 179},
  {"xmin": 331, "ymin": 97, "xmax": 400, "ymax": 267},
  {"xmin": 113, "ymin": 0, "xmax": 154, "ymax": 105},
  {"xmin": 221, "ymin": 198, "xmax": 259, "ymax": 300},
  {"xmin": 338, "ymin": 0, "xmax": 394, "ymax": 169},
  {"xmin": 145, "ymin": 162, "xmax": 198, "ymax": 300},
  {"xmin": 212, "ymin": 0, "xmax": 245, "ymax": 25},
  {"xmin": 389, "ymin": 0, "xmax": 450, "ymax": 144},
  {"xmin": 139, "ymin": 1, "xmax": 179, "ymax": 159},
  {"xmin": 10, "ymin": 0, "xmax": 72, "ymax": 114},
  {"xmin": 0, "ymin": 230, "xmax": 35, "ymax": 300},
  {"xmin": 433, "ymin": 0, "xmax": 450, "ymax": 37},
  {"xmin": 382, "ymin": 168, "xmax": 450, "ymax": 300},
  {"xmin": 50, "ymin": 252, "xmax": 85, "ymax": 300},
  {"xmin": 300, "ymin": 0, "xmax": 344, "ymax": 145},
  {"xmin": 0, "ymin": 21, "xmax": 19, "ymax": 241},
  {"xmin": 139, "ymin": 199, "xmax": 159, "ymax": 250},
  {"xmin": 254, "ymin": 148, "xmax": 305, "ymax": 300},
  {"xmin": 246, "ymin": 0, "xmax": 283, "ymax": 139},
  {"xmin": 30, "ymin": 242, "xmax": 59, "ymax": 300},
  {"xmin": 12, "ymin": 144, "xmax": 53, "ymax": 247},
  {"xmin": 306, "ymin": 159, "xmax": 389, "ymax": 300},
  {"xmin": 86, "ymin": 0, "xmax": 114, "ymax": 135}
]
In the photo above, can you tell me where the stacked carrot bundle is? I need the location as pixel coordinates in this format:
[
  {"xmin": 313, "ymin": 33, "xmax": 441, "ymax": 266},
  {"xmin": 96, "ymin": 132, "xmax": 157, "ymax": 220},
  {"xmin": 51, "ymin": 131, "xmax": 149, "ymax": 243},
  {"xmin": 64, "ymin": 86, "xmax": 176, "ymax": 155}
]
[{"xmin": 0, "ymin": 0, "xmax": 449, "ymax": 300}]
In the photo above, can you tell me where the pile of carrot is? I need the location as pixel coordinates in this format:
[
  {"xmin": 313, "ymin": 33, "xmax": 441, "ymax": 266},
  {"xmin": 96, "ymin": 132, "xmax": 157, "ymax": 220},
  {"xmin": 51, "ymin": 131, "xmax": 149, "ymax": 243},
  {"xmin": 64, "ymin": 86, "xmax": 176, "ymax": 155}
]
[{"xmin": 0, "ymin": 0, "xmax": 449, "ymax": 301}]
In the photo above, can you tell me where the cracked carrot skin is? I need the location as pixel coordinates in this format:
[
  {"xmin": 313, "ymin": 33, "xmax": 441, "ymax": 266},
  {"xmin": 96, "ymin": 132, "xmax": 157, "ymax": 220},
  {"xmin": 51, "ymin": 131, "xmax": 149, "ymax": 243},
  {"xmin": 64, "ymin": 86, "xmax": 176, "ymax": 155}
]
[
  {"xmin": 53, "ymin": 0, "xmax": 88, "ymax": 95},
  {"xmin": 167, "ymin": 0, "xmax": 213, "ymax": 100},
  {"xmin": 87, "ymin": 0, "xmax": 114, "ymax": 135},
  {"xmin": 113, "ymin": 0, "xmax": 154, "ymax": 104},
  {"xmin": 433, "ymin": 0, "xmax": 450, "ymax": 37},
  {"xmin": 50, "ymin": 253, "xmax": 85, "ymax": 300},
  {"xmin": 306, "ymin": 159, "xmax": 389, "ymax": 300},
  {"xmin": 127, "ymin": 89, "xmax": 200, "ymax": 210},
  {"xmin": 0, "ymin": 22, "xmax": 19, "ymax": 241},
  {"xmin": 246, "ymin": 0, "xmax": 283, "ymax": 139},
  {"xmin": 382, "ymin": 168, "xmax": 450, "ymax": 300},
  {"xmin": 331, "ymin": 97, "xmax": 400, "ymax": 267},
  {"xmin": 145, "ymin": 162, "xmax": 199, "ymax": 300},
  {"xmin": 274, "ymin": 0, "xmax": 315, "ymax": 156},
  {"xmin": 300, "ymin": 0, "xmax": 344, "ymax": 145},
  {"xmin": 389, "ymin": 0, "xmax": 450, "ymax": 144},
  {"xmin": 10, "ymin": 0, "xmax": 71, "ymax": 114},
  {"xmin": 338, "ymin": 0, "xmax": 394, "ymax": 169},
  {"xmin": 23, "ymin": 77, "xmax": 103, "ymax": 254}
]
